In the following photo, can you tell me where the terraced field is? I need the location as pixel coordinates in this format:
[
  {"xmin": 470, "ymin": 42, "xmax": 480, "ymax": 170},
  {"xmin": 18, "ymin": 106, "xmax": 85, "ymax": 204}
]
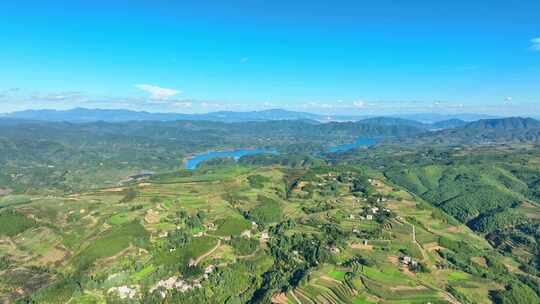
[{"xmin": 0, "ymin": 163, "xmax": 537, "ymax": 303}]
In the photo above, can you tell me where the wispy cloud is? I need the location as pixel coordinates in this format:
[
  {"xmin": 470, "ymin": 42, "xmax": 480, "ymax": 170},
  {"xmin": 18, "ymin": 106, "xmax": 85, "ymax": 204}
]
[
  {"xmin": 240, "ymin": 57, "xmax": 249, "ymax": 64},
  {"xmin": 30, "ymin": 91, "xmax": 85, "ymax": 102},
  {"xmin": 171, "ymin": 101, "xmax": 193, "ymax": 108},
  {"xmin": 134, "ymin": 84, "xmax": 181, "ymax": 99},
  {"xmin": 353, "ymin": 100, "xmax": 365, "ymax": 108},
  {"xmin": 531, "ymin": 37, "xmax": 540, "ymax": 51}
]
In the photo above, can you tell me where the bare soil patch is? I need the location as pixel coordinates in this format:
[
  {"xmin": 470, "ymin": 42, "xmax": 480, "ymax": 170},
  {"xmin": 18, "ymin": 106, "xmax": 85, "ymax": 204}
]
[
  {"xmin": 271, "ymin": 292, "xmax": 289, "ymax": 304},
  {"xmin": 387, "ymin": 255, "xmax": 399, "ymax": 265},
  {"xmin": 424, "ymin": 242, "xmax": 444, "ymax": 252},
  {"xmin": 471, "ymin": 256, "xmax": 488, "ymax": 268},
  {"xmin": 101, "ymin": 187, "xmax": 125, "ymax": 193},
  {"xmin": 144, "ymin": 209, "xmax": 160, "ymax": 224},
  {"xmin": 350, "ymin": 243, "xmax": 373, "ymax": 250},
  {"xmin": 444, "ymin": 226, "xmax": 459, "ymax": 233},
  {"xmin": 0, "ymin": 188, "xmax": 12, "ymax": 195},
  {"xmin": 38, "ymin": 247, "xmax": 66, "ymax": 265}
]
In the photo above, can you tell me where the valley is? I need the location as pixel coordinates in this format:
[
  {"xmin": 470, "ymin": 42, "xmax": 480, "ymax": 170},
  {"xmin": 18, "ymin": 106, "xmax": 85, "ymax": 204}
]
[
  {"xmin": 0, "ymin": 117, "xmax": 539, "ymax": 303},
  {"xmin": 2, "ymin": 1, "xmax": 539, "ymax": 302}
]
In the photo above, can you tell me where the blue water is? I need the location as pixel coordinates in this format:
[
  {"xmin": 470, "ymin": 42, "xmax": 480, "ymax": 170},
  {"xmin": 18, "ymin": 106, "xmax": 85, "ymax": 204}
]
[
  {"xmin": 186, "ymin": 148, "xmax": 275, "ymax": 169},
  {"xmin": 327, "ymin": 138, "xmax": 377, "ymax": 153},
  {"xmin": 186, "ymin": 139, "xmax": 375, "ymax": 169}
]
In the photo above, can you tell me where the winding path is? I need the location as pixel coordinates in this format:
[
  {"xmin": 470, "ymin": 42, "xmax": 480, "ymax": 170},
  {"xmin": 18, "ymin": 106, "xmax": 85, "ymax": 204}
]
[{"xmin": 192, "ymin": 239, "xmax": 221, "ymax": 266}]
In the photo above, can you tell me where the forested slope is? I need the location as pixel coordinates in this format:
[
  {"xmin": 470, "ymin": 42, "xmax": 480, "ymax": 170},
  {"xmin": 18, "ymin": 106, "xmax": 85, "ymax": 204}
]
[
  {"xmin": 382, "ymin": 148, "xmax": 540, "ymax": 274},
  {"xmin": 0, "ymin": 119, "xmax": 423, "ymax": 193}
]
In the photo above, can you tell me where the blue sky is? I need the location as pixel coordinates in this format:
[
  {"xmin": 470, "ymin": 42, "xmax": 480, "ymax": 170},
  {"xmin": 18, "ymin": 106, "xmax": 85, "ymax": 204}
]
[{"xmin": 0, "ymin": 0, "xmax": 539, "ymax": 115}]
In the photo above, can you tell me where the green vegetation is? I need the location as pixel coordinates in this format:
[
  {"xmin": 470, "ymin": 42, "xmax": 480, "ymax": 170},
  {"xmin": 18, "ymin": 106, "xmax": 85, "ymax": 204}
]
[
  {"xmin": 247, "ymin": 195, "xmax": 283, "ymax": 225},
  {"xmin": 0, "ymin": 210, "xmax": 37, "ymax": 236},
  {"xmin": 0, "ymin": 119, "xmax": 421, "ymax": 194},
  {"xmin": 75, "ymin": 221, "xmax": 149, "ymax": 270},
  {"xmin": 0, "ymin": 195, "xmax": 32, "ymax": 208},
  {"xmin": 492, "ymin": 282, "xmax": 539, "ymax": 304},
  {"xmin": 230, "ymin": 237, "xmax": 258, "ymax": 255},
  {"xmin": 247, "ymin": 175, "xmax": 271, "ymax": 189},
  {"xmin": 213, "ymin": 217, "xmax": 251, "ymax": 237},
  {"xmin": 1, "ymin": 117, "xmax": 539, "ymax": 303}
]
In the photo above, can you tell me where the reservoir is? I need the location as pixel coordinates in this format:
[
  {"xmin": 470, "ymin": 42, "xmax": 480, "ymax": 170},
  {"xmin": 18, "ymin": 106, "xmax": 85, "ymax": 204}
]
[
  {"xmin": 186, "ymin": 138, "xmax": 376, "ymax": 169},
  {"xmin": 185, "ymin": 148, "xmax": 275, "ymax": 169}
]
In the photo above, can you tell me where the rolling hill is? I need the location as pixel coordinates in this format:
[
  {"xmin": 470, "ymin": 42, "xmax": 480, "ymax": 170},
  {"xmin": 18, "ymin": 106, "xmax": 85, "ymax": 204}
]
[
  {"xmin": 411, "ymin": 117, "xmax": 540, "ymax": 145},
  {"xmin": 359, "ymin": 117, "xmax": 467, "ymax": 130}
]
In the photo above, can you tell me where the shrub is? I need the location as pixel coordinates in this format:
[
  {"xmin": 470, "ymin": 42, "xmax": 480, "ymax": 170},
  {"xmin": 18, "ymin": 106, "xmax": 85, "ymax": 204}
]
[
  {"xmin": 0, "ymin": 210, "xmax": 37, "ymax": 236},
  {"xmin": 247, "ymin": 196, "xmax": 282, "ymax": 224},
  {"xmin": 247, "ymin": 175, "xmax": 271, "ymax": 189},
  {"xmin": 492, "ymin": 282, "xmax": 540, "ymax": 304},
  {"xmin": 230, "ymin": 237, "xmax": 258, "ymax": 255}
]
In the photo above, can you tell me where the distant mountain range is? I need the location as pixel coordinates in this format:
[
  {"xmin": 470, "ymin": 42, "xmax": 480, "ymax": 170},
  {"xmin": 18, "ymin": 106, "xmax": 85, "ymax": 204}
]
[
  {"xmin": 1, "ymin": 108, "xmax": 351, "ymax": 123},
  {"xmin": 413, "ymin": 117, "xmax": 540, "ymax": 144},
  {"xmin": 1, "ymin": 108, "xmax": 500, "ymax": 124},
  {"xmin": 392, "ymin": 113, "xmax": 500, "ymax": 124},
  {"xmin": 358, "ymin": 117, "xmax": 468, "ymax": 130}
]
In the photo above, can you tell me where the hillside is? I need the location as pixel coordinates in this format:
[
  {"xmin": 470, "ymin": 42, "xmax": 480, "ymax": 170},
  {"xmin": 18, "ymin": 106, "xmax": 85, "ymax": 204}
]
[
  {"xmin": 359, "ymin": 117, "xmax": 426, "ymax": 128},
  {"xmin": 0, "ymin": 119, "xmax": 424, "ymax": 193},
  {"xmin": 343, "ymin": 144, "xmax": 540, "ymax": 279},
  {"xmin": 430, "ymin": 119, "xmax": 468, "ymax": 130},
  {"xmin": 464, "ymin": 117, "xmax": 540, "ymax": 130},
  {"xmin": 409, "ymin": 117, "xmax": 540, "ymax": 145},
  {"xmin": 1, "ymin": 118, "xmax": 539, "ymax": 304},
  {"xmin": 359, "ymin": 117, "xmax": 467, "ymax": 130},
  {"xmin": 2, "ymin": 163, "xmax": 537, "ymax": 303}
]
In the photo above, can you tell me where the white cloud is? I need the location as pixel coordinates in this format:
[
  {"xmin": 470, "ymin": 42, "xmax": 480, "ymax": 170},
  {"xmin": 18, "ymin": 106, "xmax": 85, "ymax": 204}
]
[
  {"xmin": 531, "ymin": 37, "xmax": 540, "ymax": 51},
  {"xmin": 172, "ymin": 101, "xmax": 192, "ymax": 108},
  {"xmin": 28, "ymin": 91, "xmax": 86, "ymax": 102},
  {"xmin": 134, "ymin": 84, "xmax": 181, "ymax": 99},
  {"xmin": 353, "ymin": 100, "xmax": 365, "ymax": 108},
  {"xmin": 505, "ymin": 96, "xmax": 513, "ymax": 103}
]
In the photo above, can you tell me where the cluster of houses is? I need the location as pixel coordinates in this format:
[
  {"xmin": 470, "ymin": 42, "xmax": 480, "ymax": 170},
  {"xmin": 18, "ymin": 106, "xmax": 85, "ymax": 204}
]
[
  {"xmin": 107, "ymin": 263, "xmax": 216, "ymax": 299},
  {"xmin": 351, "ymin": 206, "xmax": 391, "ymax": 221},
  {"xmin": 401, "ymin": 255, "xmax": 418, "ymax": 269},
  {"xmin": 108, "ymin": 285, "xmax": 140, "ymax": 300},
  {"xmin": 149, "ymin": 276, "xmax": 203, "ymax": 298}
]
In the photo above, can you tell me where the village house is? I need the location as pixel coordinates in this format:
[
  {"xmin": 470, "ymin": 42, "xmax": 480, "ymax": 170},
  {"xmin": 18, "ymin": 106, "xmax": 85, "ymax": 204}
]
[{"xmin": 402, "ymin": 255, "xmax": 412, "ymax": 265}]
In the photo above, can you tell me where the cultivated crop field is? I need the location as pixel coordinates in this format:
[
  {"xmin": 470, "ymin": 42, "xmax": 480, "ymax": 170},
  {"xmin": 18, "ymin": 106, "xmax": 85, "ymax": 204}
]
[{"xmin": 0, "ymin": 162, "xmax": 537, "ymax": 303}]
